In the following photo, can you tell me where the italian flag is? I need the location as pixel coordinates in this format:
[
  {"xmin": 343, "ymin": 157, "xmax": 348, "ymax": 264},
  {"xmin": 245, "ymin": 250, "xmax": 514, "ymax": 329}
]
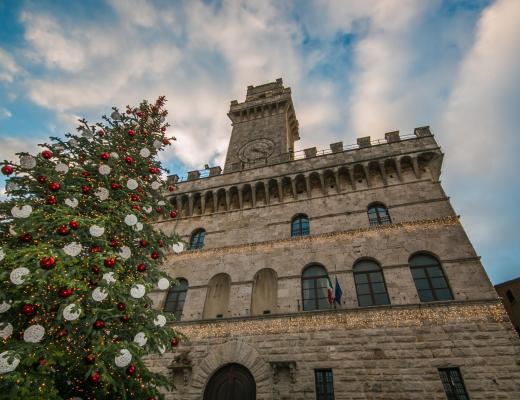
[{"xmin": 326, "ymin": 276, "xmax": 334, "ymax": 305}]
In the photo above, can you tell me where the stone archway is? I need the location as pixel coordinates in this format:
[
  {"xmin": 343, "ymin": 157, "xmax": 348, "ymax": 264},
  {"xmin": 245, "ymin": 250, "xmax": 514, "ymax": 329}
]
[
  {"xmin": 203, "ymin": 363, "xmax": 256, "ymax": 400},
  {"xmin": 190, "ymin": 339, "xmax": 271, "ymax": 397}
]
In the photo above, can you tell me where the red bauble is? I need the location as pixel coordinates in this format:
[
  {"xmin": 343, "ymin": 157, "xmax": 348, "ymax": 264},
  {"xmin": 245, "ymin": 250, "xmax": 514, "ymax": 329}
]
[
  {"xmin": 117, "ymin": 302, "xmax": 126, "ymax": 311},
  {"xmin": 81, "ymin": 185, "xmax": 91, "ymax": 194},
  {"xmin": 89, "ymin": 371, "xmax": 101, "ymax": 384},
  {"xmin": 85, "ymin": 353, "xmax": 95, "ymax": 364},
  {"xmin": 91, "ymin": 265, "xmax": 100, "ymax": 274},
  {"xmin": 110, "ymin": 183, "xmax": 121, "ymax": 190},
  {"xmin": 121, "ymin": 315, "xmax": 130, "ymax": 322},
  {"xmin": 48, "ymin": 182, "xmax": 61, "ymax": 191},
  {"xmin": 1, "ymin": 165, "xmax": 14, "ymax": 175},
  {"xmin": 161, "ymin": 127, "xmax": 166, "ymax": 132},
  {"xmin": 57, "ymin": 225, "xmax": 69, "ymax": 235},
  {"xmin": 97, "ymin": 129, "xmax": 104, "ymax": 137},
  {"xmin": 163, "ymin": 138, "xmax": 170, "ymax": 145},
  {"xmin": 91, "ymin": 246, "xmax": 102, "ymax": 253},
  {"xmin": 69, "ymin": 220, "xmax": 79, "ymax": 230},
  {"xmin": 137, "ymin": 264, "xmax": 146, "ymax": 272},
  {"xmin": 168, "ymin": 186, "xmax": 174, "ymax": 192},
  {"xmin": 132, "ymin": 204, "xmax": 140, "ymax": 211},
  {"xmin": 127, "ymin": 129, "xmax": 135, "ymax": 137},
  {"xmin": 151, "ymin": 251, "xmax": 159, "ymax": 260},
  {"xmin": 58, "ymin": 288, "xmax": 73, "ymax": 298},
  {"xmin": 147, "ymin": 397, "xmax": 156, "ymax": 400},
  {"xmin": 100, "ymin": 152, "xmax": 110, "ymax": 160},
  {"xmin": 82, "ymin": 171, "xmax": 90, "ymax": 177},
  {"xmin": 158, "ymin": 240, "xmax": 164, "ymax": 247},
  {"xmin": 20, "ymin": 233, "xmax": 33, "ymax": 242},
  {"xmin": 93, "ymin": 319, "xmax": 105, "ymax": 329},
  {"xmin": 40, "ymin": 256, "xmax": 56, "ymax": 270},
  {"xmin": 41, "ymin": 150, "xmax": 53, "ymax": 159},
  {"xmin": 124, "ymin": 156, "xmax": 134, "ymax": 164},
  {"xmin": 37, "ymin": 175, "xmax": 46, "ymax": 184},
  {"xmin": 171, "ymin": 337, "xmax": 179, "ymax": 347},
  {"xmin": 22, "ymin": 304, "xmax": 36, "ymax": 315},
  {"xmin": 148, "ymin": 167, "xmax": 159, "ymax": 174},
  {"xmin": 57, "ymin": 329, "xmax": 68, "ymax": 338},
  {"xmin": 110, "ymin": 239, "xmax": 119, "ymax": 248},
  {"xmin": 170, "ymin": 210, "xmax": 177, "ymax": 218},
  {"xmin": 136, "ymin": 111, "xmax": 142, "ymax": 118},
  {"xmin": 47, "ymin": 195, "xmax": 57, "ymax": 205},
  {"xmin": 38, "ymin": 358, "xmax": 47, "ymax": 366},
  {"xmin": 126, "ymin": 365, "xmax": 136, "ymax": 376},
  {"xmin": 156, "ymin": 207, "xmax": 162, "ymax": 214},
  {"xmin": 131, "ymin": 194, "xmax": 140, "ymax": 201},
  {"xmin": 126, "ymin": 109, "xmax": 132, "ymax": 114},
  {"xmin": 104, "ymin": 258, "xmax": 116, "ymax": 268},
  {"xmin": 139, "ymin": 239, "xmax": 148, "ymax": 247}
]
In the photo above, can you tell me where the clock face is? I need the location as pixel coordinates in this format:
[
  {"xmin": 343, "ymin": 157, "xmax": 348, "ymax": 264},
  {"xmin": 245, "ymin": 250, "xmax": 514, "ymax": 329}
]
[{"xmin": 238, "ymin": 139, "xmax": 275, "ymax": 162}]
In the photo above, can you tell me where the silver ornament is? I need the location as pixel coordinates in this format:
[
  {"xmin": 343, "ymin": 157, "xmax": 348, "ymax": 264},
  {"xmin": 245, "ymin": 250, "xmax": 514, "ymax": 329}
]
[
  {"xmin": 94, "ymin": 187, "xmax": 109, "ymax": 201},
  {"xmin": 114, "ymin": 349, "xmax": 132, "ymax": 368},
  {"xmin": 119, "ymin": 246, "xmax": 131, "ymax": 260},
  {"xmin": 133, "ymin": 332, "xmax": 147, "ymax": 346},
  {"xmin": 65, "ymin": 198, "xmax": 79, "ymax": 208},
  {"xmin": 11, "ymin": 205, "xmax": 32, "ymax": 218},
  {"xmin": 157, "ymin": 278, "xmax": 169, "ymax": 290},
  {"xmin": 98, "ymin": 164, "xmax": 111, "ymax": 176},
  {"xmin": 0, "ymin": 301, "xmax": 11, "ymax": 313},
  {"xmin": 55, "ymin": 163, "xmax": 69, "ymax": 174},
  {"xmin": 139, "ymin": 148, "xmax": 151, "ymax": 157},
  {"xmin": 0, "ymin": 351, "xmax": 20, "ymax": 374},
  {"xmin": 126, "ymin": 179, "xmax": 138, "ymax": 190},
  {"xmin": 10, "ymin": 267, "xmax": 29, "ymax": 285},
  {"xmin": 89, "ymin": 225, "xmax": 105, "ymax": 237},
  {"xmin": 103, "ymin": 272, "xmax": 116, "ymax": 284},
  {"xmin": 130, "ymin": 284, "xmax": 145, "ymax": 299},
  {"xmin": 63, "ymin": 242, "xmax": 82, "ymax": 257},
  {"xmin": 63, "ymin": 304, "xmax": 81, "ymax": 321},
  {"xmin": 19, "ymin": 155, "xmax": 36, "ymax": 169},
  {"xmin": 153, "ymin": 315, "xmax": 166, "ymax": 327},
  {"xmin": 92, "ymin": 287, "xmax": 108, "ymax": 302},
  {"xmin": 23, "ymin": 324, "xmax": 45, "ymax": 343},
  {"xmin": 0, "ymin": 323, "xmax": 13, "ymax": 339},
  {"xmin": 124, "ymin": 214, "xmax": 138, "ymax": 226}
]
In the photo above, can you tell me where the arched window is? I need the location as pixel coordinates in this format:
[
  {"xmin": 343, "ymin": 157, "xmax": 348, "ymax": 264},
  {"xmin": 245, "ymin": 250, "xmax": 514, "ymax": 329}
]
[
  {"xmin": 409, "ymin": 253, "xmax": 453, "ymax": 302},
  {"xmin": 190, "ymin": 228, "xmax": 206, "ymax": 250},
  {"xmin": 203, "ymin": 273, "xmax": 231, "ymax": 319},
  {"xmin": 164, "ymin": 278, "xmax": 188, "ymax": 320},
  {"xmin": 367, "ymin": 203, "xmax": 391, "ymax": 226},
  {"xmin": 291, "ymin": 214, "xmax": 310, "ymax": 237},
  {"xmin": 302, "ymin": 264, "xmax": 330, "ymax": 311},
  {"xmin": 251, "ymin": 268, "xmax": 278, "ymax": 316},
  {"xmin": 353, "ymin": 260, "xmax": 390, "ymax": 307}
]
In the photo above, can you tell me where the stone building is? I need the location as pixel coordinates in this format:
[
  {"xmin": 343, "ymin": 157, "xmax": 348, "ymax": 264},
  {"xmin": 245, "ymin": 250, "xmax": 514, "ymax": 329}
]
[
  {"xmin": 150, "ymin": 79, "xmax": 520, "ymax": 399},
  {"xmin": 495, "ymin": 277, "xmax": 520, "ymax": 337}
]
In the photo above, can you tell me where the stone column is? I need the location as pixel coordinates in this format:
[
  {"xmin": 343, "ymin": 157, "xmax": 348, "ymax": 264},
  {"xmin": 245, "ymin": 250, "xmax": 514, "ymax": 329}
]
[
  {"xmin": 305, "ymin": 175, "xmax": 312, "ymax": 199},
  {"xmin": 334, "ymin": 169, "xmax": 341, "ymax": 193},
  {"xmin": 264, "ymin": 181, "xmax": 270, "ymax": 205},
  {"xmin": 200, "ymin": 195, "xmax": 206, "ymax": 215},
  {"xmin": 363, "ymin": 164, "xmax": 372, "ymax": 188},
  {"xmin": 225, "ymin": 189, "xmax": 231, "ymax": 211},
  {"xmin": 378, "ymin": 161, "xmax": 388, "ymax": 186},
  {"xmin": 348, "ymin": 168, "xmax": 356, "ymax": 190},
  {"xmin": 411, "ymin": 156, "xmax": 421, "ymax": 179},
  {"xmin": 277, "ymin": 180, "xmax": 284, "ymax": 202},
  {"xmin": 188, "ymin": 194, "xmax": 194, "ymax": 217}
]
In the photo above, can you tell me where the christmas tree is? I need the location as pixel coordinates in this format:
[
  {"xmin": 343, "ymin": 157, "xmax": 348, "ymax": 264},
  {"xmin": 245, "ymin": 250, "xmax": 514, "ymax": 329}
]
[{"xmin": 0, "ymin": 96, "xmax": 182, "ymax": 400}]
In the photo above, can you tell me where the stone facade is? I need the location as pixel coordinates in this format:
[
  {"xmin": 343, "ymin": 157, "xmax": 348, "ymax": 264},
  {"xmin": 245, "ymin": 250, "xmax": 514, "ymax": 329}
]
[
  {"xmin": 151, "ymin": 80, "xmax": 520, "ymax": 399},
  {"xmin": 495, "ymin": 278, "xmax": 520, "ymax": 336}
]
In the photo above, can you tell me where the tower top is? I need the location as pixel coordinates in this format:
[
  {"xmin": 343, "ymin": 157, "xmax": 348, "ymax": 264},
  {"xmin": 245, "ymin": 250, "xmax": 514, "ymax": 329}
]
[{"xmin": 224, "ymin": 79, "xmax": 299, "ymax": 172}]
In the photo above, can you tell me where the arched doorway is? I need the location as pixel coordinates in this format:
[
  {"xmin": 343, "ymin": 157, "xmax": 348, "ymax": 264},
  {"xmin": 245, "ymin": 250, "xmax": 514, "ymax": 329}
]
[{"xmin": 203, "ymin": 363, "xmax": 256, "ymax": 400}]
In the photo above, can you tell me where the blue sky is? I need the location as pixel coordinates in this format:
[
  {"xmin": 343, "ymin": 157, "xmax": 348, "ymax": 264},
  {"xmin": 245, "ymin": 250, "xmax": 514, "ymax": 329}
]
[{"xmin": 0, "ymin": 0, "xmax": 519, "ymax": 284}]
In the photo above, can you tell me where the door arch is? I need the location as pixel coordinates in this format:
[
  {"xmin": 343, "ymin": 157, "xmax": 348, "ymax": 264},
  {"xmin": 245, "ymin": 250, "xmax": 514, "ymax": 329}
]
[{"xmin": 203, "ymin": 363, "xmax": 256, "ymax": 400}]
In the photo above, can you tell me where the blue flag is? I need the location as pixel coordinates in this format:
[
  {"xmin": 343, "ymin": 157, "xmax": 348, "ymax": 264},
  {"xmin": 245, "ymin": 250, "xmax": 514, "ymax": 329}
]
[{"xmin": 334, "ymin": 277, "xmax": 342, "ymax": 305}]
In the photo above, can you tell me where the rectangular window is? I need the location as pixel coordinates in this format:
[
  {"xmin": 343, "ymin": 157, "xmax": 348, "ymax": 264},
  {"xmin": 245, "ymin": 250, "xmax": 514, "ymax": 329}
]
[
  {"xmin": 315, "ymin": 369, "xmax": 335, "ymax": 400},
  {"xmin": 438, "ymin": 368, "xmax": 470, "ymax": 400},
  {"xmin": 506, "ymin": 289, "xmax": 516, "ymax": 304}
]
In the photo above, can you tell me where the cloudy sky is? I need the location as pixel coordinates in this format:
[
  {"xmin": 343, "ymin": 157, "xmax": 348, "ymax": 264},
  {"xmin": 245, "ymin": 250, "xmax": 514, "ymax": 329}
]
[{"xmin": 0, "ymin": 0, "xmax": 519, "ymax": 284}]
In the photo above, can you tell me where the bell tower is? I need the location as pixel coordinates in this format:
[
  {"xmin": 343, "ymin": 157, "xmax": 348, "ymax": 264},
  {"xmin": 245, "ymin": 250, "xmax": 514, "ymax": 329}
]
[{"xmin": 224, "ymin": 78, "xmax": 299, "ymax": 172}]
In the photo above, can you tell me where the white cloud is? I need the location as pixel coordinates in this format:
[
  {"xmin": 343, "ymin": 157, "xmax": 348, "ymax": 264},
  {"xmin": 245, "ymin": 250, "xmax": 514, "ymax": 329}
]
[
  {"xmin": 0, "ymin": 48, "xmax": 20, "ymax": 83},
  {"xmin": 0, "ymin": 107, "xmax": 12, "ymax": 119}
]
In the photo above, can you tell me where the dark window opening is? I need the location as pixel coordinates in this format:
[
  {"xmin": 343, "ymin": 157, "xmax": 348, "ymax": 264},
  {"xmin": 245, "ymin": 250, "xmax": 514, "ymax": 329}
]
[
  {"xmin": 163, "ymin": 278, "xmax": 188, "ymax": 320},
  {"xmin": 506, "ymin": 289, "xmax": 516, "ymax": 304},
  {"xmin": 410, "ymin": 254, "xmax": 453, "ymax": 302},
  {"xmin": 291, "ymin": 214, "xmax": 310, "ymax": 237},
  {"xmin": 190, "ymin": 229, "xmax": 206, "ymax": 250},
  {"xmin": 302, "ymin": 264, "xmax": 330, "ymax": 311},
  {"xmin": 353, "ymin": 260, "xmax": 390, "ymax": 307},
  {"xmin": 315, "ymin": 369, "xmax": 335, "ymax": 400},
  {"xmin": 367, "ymin": 203, "xmax": 391, "ymax": 226},
  {"xmin": 438, "ymin": 368, "xmax": 469, "ymax": 400}
]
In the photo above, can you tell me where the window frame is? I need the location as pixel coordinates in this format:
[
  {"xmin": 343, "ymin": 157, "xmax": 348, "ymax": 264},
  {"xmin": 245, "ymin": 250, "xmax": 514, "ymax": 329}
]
[
  {"xmin": 314, "ymin": 369, "xmax": 335, "ymax": 400},
  {"xmin": 189, "ymin": 228, "xmax": 206, "ymax": 250},
  {"xmin": 410, "ymin": 253, "xmax": 454, "ymax": 302},
  {"xmin": 438, "ymin": 367, "xmax": 470, "ymax": 400},
  {"xmin": 353, "ymin": 260, "xmax": 390, "ymax": 307},
  {"xmin": 291, "ymin": 214, "xmax": 310, "ymax": 237},
  {"xmin": 163, "ymin": 278, "xmax": 188, "ymax": 320},
  {"xmin": 301, "ymin": 264, "xmax": 330, "ymax": 311},
  {"xmin": 506, "ymin": 289, "xmax": 516, "ymax": 304},
  {"xmin": 367, "ymin": 203, "xmax": 391, "ymax": 226}
]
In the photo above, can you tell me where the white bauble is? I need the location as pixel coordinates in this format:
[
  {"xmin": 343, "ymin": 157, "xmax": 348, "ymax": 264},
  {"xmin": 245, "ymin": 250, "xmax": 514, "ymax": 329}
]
[
  {"xmin": 158, "ymin": 344, "xmax": 166, "ymax": 354},
  {"xmin": 0, "ymin": 323, "xmax": 13, "ymax": 339},
  {"xmin": 5, "ymin": 181, "xmax": 20, "ymax": 192},
  {"xmin": 153, "ymin": 140, "xmax": 162, "ymax": 149},
  {"xmin": 139, "ymin": 148, "xmax": 151, "ymax": 158},
  {"xmin": 153, "ymin": 315, "xmax": 166, "ymax": 327},
  {"xmin": 92, "ymin": 287, "xmax": 108, "ymax": 302},
  {"xmin": 63, "ymin": 304, "xmax": 81, "ymax": 321},
  {"xmin": 68, "ymin": 138, "xmax": 78, "ymax": 147},
  {"xmin": 94, "ymin": 187, "xmax": 109, "ymax": 201},
  {"xmin": 157, "ymin": 278, "xmax": 169, "ymax": 291},
  {"xmin": 20, "ymin": 155, "xmax": 37, "ymax": 169},
  {"xmin": 10, "ymin": 267, "xmax": 29, "ymax": 285},
  {"xmin": 126, "ymin": 179, "xmax": 138, "ymax": 190},
  {"xmin": 63, "ymin": 242, "xmax": 82, "ymax": 257},
  {"xmin": 133, "ymin": 222, "xmax": 143, "ymax": 232},
  {"xmin": 103, "ymin": 272, "xmax": 116, "ymax": 284},
  {"xmin": 119, "ymin": 246, "xmax": 131, "ymax": 260},
  {"xmin": 0, "ymin": 247, "xmax": 4, "ymax": 261},
  {"xmin": 81, "ymin": 127, "xmax": 94, "ymax": 138},
  {"xmin": 146, "ymin": 116, "xmax": 153, "ymax": 125},
  {"xmin": 143, "ymin": 206, "xmax": 152, "ymax": 214},
  {"xmin": 55, "ymin": 163, "xmax": 69, "ymax": 174},
  {"xmin": 151, "ymin": 181, "xmax": 161, "ymax": 190},
  {"xmin": 172, "ymin": 243, "xmax": 184, "ymax": 253},
  {"xmin": 114, "ymin": 349, "xmax": 132, "ymax": 368},
  {"xmin": 11, "ymin": 205, "xmax": 32, "ymax": 218},
  {"xmin": 157, "ymin": 200, "xmax": 166, "ymax": 206},
  {"xmin": 111, "ymin": 111, "xmax": 121, "ymax": 120},
  {"xmin": 133, "ymin": 332, "xmax": 147, "ymax": 347},
  {"xmin": 124, "ymin": 214, "xmax": 138, "ymax": 226},
  {"xmin": 65, "ymin": 198, "xmax": 79, "ymax": 208},
  {"xmin": 130, "ymin": 284, "xmax": 145, "ymax": 299},
  {"xmin": 98, "ymin": 164, "xmax": 111, "ymax": 176},
  {"xmin": 110, "ymin": 152, "xmax": 119, "ymax": 159},
  {"xmin": 0, "ymin": 351, "xmax": 20, "ymax": 374},
  {"xmin": 8, "ymin": 226, "xmax": 17, "ymax": 236},
  {"xmin": 0, "ymin": 301, "xmax": 11, "ymax": 313},
  {"xmin": 89, "ymin": 225, "xmax": 105, "ymax": 237},
  {"xmin": 23, "ymin": 324, "xmax": 45, "ymax": 343}
]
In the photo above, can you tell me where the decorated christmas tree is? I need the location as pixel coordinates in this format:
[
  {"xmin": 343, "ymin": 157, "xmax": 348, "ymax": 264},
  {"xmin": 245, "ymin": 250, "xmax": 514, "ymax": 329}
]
[{"xmin": 0, "ymin": 97, "xmax": 182, "ymax": 400}]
